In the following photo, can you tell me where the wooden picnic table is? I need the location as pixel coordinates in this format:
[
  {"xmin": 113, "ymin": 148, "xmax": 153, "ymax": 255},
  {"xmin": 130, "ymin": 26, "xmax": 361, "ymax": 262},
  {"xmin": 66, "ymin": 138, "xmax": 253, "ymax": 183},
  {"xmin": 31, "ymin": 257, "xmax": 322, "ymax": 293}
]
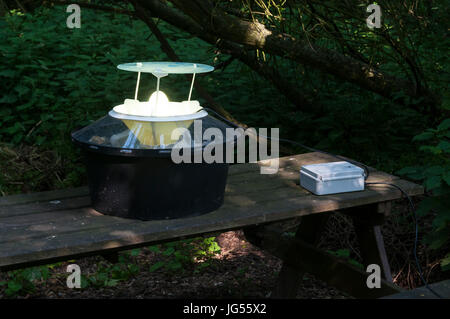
[{"xmin": 0, "ymin": 152, "xmax": 423, "ymax": 298}]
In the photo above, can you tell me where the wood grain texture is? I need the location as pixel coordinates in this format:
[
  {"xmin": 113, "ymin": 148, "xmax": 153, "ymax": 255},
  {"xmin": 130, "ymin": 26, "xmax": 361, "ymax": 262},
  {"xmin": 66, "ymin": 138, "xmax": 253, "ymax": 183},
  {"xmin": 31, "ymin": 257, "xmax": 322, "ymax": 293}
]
[{"xmin": 0, "ymin": 152, "xmax": 423, "ymax": 270}]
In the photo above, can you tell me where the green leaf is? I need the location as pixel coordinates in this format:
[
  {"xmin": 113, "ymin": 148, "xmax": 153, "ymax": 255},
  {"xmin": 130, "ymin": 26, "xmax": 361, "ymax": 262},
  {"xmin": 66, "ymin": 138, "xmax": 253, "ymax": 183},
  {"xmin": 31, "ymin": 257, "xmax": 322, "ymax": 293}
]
[
  {"xmin": 96, "ymin": 272, "xmax": 108, "ymax": 283},
  {"xmin": 335, "ymin": 249, "xmax": 350, "ymax": 258},
  {"xmin": 174, "ymin": 250, "xmax": 184, "ymax": 260},
  {"xmin": 424, "ymin": 165, "xmax": 444, "ymax": 176},
  {"xmin": 431, "ymin": 209, "xmax": 450, "ymax": 230},
  {"xmin": 130, "ymin": 248, "xmax": 140, "ymax": 257},
  {"xmin": 148, "ymin": 245, "xmax": 160, "ymax": 253},
  {"xmin": 149, "ymin": 261, "xmax": 165, "ymax": 272},
  {"xmin": 0, "ymin": 69, "xmax": 17, "ymax": 78},
  {"xmin": 443, "ymin": 171, "xmax": 450, "ymax": 186},
  {"xmin": 7, "ymin": 281, "xmax": 23, "ymax": 292},
  {"xmin": 416, "ymin": 197, "xmax": 437, "ymax": 216},
  {"xmin": 397, "ymin": 166, "xmax": 424, "ymax": 180},
  {"xmin": 437, "ymin": 119, "xmax": 450, "ymax": 132},
  {"xmin": 0, "ymin": 94, "xmax": 18, "ymax": 104},
  {"xmin": 105, "ymin": 279, "xmax": 119, "ymax": 287},
  {"xmin": 208, "ymin": 242, "xmax": 221, "ymax": 253},
  {"xmin": 128, "ymin": 264, "xmax": 140, "ymax": 274},
  {"xmin": 14, "ymin": 84, "xmax": 30, "ymax": 96},
  {"xmin": 412, "ymin": 131, "xmax": 434, "ymax": 142},
  {"xmin": 80, "ymin": 275, "xmax": 90, "ymax": 288},
  {"xmin": 419, "ymin": 145, "xmax": 441, "ymax": 155},
  {"xmin": 424, "ymin": 175, "xmax": 442, "ymax": 190},
  {"xmin": 167, "ymin": 261, "xmax": 182, "ymax": 271},
  {"xmin": 441, "ymin": 253, "xmax": 450, "ymax": 271},
  {"xmin": 437, "ymin": 140, "xmax": 450, "ymax": 153},
  {"xmin": 429, "ymin": 234, "xmax": 448, "ymax": 250},
  {"xmin": 327, "ymin": 249, "xmax": 350, "ymax": 258},
  {"xmin": 163, "ymin": 247, "xmax": 175, "ymax": 256}
]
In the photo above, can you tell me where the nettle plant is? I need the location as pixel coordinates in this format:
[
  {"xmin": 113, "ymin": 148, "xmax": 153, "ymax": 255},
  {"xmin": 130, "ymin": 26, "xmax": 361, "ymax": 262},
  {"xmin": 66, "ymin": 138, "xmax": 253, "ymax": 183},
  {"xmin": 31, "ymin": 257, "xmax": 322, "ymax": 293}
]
[
  {"xmin": 397, "ymin": 118, "xmax": 450, "ymax": 271},
  {"xmin": 0, "ymin": 265, "xmax": 51, "ymax": 297},
  {"xmin": 148, "ymin": 237, "xmax": 221, "ymax": 274}
]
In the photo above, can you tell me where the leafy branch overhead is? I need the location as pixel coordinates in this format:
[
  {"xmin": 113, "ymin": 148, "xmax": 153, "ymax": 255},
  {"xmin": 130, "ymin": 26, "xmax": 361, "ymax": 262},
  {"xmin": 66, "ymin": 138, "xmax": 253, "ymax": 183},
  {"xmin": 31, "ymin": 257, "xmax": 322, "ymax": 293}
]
[{"xmin": 133, "ymin": 0, "xmax": 442, "ymax": 113}]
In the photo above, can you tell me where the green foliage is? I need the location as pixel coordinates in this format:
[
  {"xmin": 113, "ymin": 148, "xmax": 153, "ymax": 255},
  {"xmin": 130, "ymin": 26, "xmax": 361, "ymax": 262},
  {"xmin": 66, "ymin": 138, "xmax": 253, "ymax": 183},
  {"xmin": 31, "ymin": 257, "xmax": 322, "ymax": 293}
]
[
  {"xmin": 148, "ymin": 237, "xmax": 221, "ymax": 274},
  {"xmin": 83, "ymin": 251, "xmax": 141, "ymax": 288},
  {"xmin": 0, "ymin": 237, "xmax": 221, "ymax": 296},
  {"xmin": 397, "ymin": 118, "xmax": 450, "ymax": 269},
  {"xmin": 441, "ymin": 253, "xmax": 450, "ymax": 272},
  {"xmin": 0, "ymin": 266, "xmax": 50, "ymax": 297},
  {"xmin": 0, "ymin": 7, "xmax": 149, "ymax": 150},
  {"xmin": 327, "ymin": 249, "xmax": 364, "ymax": 270}
]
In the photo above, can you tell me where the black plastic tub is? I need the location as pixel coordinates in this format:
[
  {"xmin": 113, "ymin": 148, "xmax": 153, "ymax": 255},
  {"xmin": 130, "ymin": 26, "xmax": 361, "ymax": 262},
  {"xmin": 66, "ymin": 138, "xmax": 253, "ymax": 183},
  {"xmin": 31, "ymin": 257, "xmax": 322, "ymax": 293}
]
[
  {"xmin": 71, "ymin": 115, "xmax": 234, "ymax": 220},
  {"xmin": 83, "ymin": 151, "xmax": 228, "ymax": 220}
]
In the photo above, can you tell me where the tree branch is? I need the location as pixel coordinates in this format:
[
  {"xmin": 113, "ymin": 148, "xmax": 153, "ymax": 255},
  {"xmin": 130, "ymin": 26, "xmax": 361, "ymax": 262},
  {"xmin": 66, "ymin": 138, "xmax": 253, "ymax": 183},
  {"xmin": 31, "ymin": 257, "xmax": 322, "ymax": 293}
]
[
  {"xmin": 131, "ymin": 0, "xmax": 243, "ymax": 124},
  {"xmin": 134, "ymin": 0, "xmax": 319, "ymax": 113},
  {"xmin": 167, "ymin": 0, "xmax": 439, "ymax": 109}
]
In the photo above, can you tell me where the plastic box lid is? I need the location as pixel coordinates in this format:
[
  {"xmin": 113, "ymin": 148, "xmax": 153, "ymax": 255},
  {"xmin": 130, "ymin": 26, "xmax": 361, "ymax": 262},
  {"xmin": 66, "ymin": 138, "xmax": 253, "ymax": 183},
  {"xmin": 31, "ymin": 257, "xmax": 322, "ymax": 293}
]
[{"xmin": 300, "ymin": 161, "xmax": 364, "ymax": 182}]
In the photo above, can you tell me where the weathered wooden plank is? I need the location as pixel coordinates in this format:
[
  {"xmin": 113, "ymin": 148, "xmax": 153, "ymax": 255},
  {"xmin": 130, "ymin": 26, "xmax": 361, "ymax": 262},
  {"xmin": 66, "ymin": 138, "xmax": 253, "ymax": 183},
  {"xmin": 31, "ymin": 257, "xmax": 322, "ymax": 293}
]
[
  {"xmin": 0, "ymin": 180, "xmax": 302, "ymax": 243},
  {"xmin": 0, "ymin": 177, "xmax": 415, "ymax": 247},
  {"xmin": 0, "ymin": 208, "xmax": 137, "ymax": 244},
  {"xmin": 0, "ymin": 177, "xmax": 300, "ymax": 220},
  {"xmin": 0, "ymin": 196, "xmax": 91, "ymax": 218},
  {"xmin": 0, "ymin": 168, "xmax": 298, "ymax": 219},
  {"xmin": 0, "ymin": 184, "xmax": 301, "ymax": 243},
  {"xmin": 0, "ymin": 178, "xmax": 422, "ymax": 270},
  {"xmin": 1, "ymin": 175, "xmax": 421, "ymax": 236},
  {"xmin": 380, "ymin": 280, "xmax": 450, "ymax": 299},
  {"xmin": 0, "ymin": 161, "xmax": 259, "ymax": 209},
  {"xmin": 0, "ymin": 186, "xmax": 89, "ymax": 207}
]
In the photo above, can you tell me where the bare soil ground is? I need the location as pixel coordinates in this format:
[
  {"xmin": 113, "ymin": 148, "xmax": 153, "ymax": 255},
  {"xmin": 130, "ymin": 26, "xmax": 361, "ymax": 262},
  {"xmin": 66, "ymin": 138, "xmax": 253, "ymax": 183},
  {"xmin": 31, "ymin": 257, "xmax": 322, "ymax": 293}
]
[{"xmin": 2, "ymin": 230, "xmax": 349, "ymax": 299}]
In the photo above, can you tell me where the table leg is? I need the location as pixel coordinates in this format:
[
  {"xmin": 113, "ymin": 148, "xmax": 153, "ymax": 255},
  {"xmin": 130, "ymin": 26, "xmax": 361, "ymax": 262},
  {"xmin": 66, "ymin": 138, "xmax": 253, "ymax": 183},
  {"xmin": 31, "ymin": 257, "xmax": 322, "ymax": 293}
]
[
  {"xmin": 274, "ymin": 213, "xmax": 330, "ymax": 298},
  {"xmin": 344, "ymin": 203, "xmax": 393, "ymax": 282},
  {"xmin": 245, "ymin": 213, "xmax": 330, "ymax": 298},
  {"xmin": 243, "ymin": 210, "xmax": 401, "ymax": 298}
]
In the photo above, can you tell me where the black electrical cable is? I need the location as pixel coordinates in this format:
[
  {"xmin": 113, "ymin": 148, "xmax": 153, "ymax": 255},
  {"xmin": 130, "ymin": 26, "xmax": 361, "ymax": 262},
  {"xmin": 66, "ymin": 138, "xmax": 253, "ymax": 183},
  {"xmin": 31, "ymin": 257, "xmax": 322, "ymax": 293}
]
[{"xmin": 203, "ymin": 107, "xmax": 444, "ymax": 299}]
